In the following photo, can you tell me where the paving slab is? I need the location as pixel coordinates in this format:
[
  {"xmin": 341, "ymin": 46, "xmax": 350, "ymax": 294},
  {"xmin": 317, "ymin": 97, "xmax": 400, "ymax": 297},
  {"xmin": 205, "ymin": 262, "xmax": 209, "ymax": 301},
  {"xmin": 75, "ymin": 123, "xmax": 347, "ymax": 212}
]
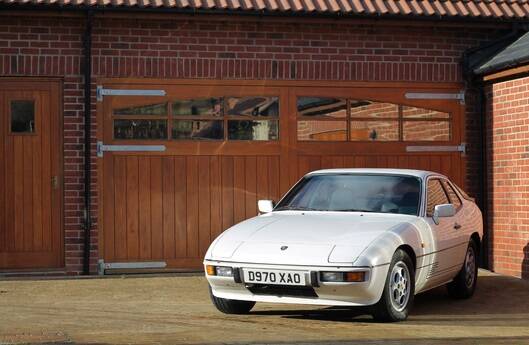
[{"xmin": 1, "ymin": 270, "xmax": 528, "ymax": 345}]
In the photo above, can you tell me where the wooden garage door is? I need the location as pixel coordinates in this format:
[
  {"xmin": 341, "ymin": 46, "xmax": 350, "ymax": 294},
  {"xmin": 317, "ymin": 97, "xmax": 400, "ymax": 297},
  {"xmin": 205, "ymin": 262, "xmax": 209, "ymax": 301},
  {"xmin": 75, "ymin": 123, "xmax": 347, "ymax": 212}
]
[
  {"xmin": 98, "ymin": 81, "xmax": 465, "ymax": 269},
  {"xmin": 0, "ymin": 79, "xmax": 63, "ymax": 269}
]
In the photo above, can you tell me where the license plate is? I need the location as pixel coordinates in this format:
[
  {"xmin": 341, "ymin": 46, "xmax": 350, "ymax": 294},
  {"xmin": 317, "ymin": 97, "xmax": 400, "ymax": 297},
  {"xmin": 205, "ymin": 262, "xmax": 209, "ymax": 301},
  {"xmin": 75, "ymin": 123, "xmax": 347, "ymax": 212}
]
[{"xmin": 242, "ymin": 269, "xmax": 306, "ymax": 286}]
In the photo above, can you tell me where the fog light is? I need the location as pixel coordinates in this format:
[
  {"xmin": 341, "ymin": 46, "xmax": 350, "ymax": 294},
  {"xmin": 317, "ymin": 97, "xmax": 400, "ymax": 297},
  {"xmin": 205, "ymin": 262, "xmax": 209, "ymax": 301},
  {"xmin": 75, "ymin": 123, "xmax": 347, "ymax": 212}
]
[
  {"xmin": 205, "ymin": 265, "xmax": 216, "ymax": 276},
  {"xmin": 320, "ymin": 271, "xmax": 366, "ymax": 282},
  {"xmin": 215, "ymin": 266, "xmax": 234, "ymax": 277}
]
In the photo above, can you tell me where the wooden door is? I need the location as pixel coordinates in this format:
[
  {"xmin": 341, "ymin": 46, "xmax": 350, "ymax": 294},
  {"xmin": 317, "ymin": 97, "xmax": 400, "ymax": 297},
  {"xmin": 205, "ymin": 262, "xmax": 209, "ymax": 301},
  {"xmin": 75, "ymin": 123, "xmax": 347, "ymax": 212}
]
[{"xmin": 0, "ymin": 80, "xmax": 63, "ymax": 270}]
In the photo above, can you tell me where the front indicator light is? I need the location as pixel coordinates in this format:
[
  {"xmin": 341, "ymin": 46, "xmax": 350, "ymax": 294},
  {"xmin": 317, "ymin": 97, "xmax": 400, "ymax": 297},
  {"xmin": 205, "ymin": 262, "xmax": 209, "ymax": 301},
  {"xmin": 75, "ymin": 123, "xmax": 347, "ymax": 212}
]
[
  {"xmin": 205, "ymin": 265, "xmax": 216, "ymax": 276},
  {"xmin": 320, "ymin": 271, "xmax": 366, "ymax": 282}
]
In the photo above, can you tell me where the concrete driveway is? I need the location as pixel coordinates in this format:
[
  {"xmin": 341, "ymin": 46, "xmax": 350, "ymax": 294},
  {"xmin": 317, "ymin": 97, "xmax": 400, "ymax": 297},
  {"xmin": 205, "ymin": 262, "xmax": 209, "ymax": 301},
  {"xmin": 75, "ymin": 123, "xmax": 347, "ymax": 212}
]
[{"xmin": 1, "ymin": 270, "xmax": 528, "ymax": 345}]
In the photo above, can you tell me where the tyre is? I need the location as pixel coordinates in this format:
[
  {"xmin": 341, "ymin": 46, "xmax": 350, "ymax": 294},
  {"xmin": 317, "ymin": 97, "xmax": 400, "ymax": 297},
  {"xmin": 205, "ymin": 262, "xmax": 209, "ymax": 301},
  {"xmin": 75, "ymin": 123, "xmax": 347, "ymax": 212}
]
[
  {"xmin": 371, "ymin": 249, "xmax": 415, "ymax": 322},
  {"xmin": 209, "ymin": 286, "xmax": 255, "ymax": 314},
  {"xmin": 447, "ymin": 239, "xmax": 478, "ymax": 299}
]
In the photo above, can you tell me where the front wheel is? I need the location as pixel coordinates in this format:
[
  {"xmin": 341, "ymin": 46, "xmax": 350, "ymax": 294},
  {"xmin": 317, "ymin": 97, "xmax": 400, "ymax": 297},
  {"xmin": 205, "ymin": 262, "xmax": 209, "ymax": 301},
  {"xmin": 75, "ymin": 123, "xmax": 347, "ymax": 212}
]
[
  {"xmin": 447, "ymin": 239, "xmax": 478, "ymax": 299},
  {"xmin": 371, "ymin": 249, "xmax": 415, "ymax": 322},
  {"xmin": 209, "ymin": 286, "xmax": 255, "ymax": 314}
]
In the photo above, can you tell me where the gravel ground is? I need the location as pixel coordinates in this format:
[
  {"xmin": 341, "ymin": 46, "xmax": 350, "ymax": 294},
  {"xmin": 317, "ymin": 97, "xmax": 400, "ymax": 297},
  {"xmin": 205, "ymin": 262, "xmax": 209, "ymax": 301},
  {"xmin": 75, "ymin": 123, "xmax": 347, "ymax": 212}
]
[{"xmin": 1, "ymin": 269, "xmax": 528, "ymax": 345}]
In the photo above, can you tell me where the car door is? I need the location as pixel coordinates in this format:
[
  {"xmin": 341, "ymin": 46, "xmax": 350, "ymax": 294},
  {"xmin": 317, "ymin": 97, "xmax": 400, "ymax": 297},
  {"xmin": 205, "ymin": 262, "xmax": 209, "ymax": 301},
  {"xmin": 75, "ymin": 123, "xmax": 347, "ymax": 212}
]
[
  {"xmin": 423, "ymin": 178, "xmax": 463, "ymax": 286},
  {"xmin": 440, "ymin": 179, "xmax": 469, "ymax": 265}
]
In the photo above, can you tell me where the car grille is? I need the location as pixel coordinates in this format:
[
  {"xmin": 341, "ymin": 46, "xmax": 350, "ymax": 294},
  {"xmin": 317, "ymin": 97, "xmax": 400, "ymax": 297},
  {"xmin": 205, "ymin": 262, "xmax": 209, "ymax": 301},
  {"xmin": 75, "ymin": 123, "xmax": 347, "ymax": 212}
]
[{"xmin": 246, "ymin": 284, "xmax": 318, "ymax": 298}]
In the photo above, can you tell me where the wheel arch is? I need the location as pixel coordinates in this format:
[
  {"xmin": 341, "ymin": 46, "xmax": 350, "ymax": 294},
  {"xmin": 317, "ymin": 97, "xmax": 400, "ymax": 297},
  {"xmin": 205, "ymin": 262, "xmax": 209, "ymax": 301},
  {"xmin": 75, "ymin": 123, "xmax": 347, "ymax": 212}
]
[
  {"xmin": 470, "ymin": 232, "xmax": 481, "ymax": 258},
  {"xmin": 396, "ymin": 244, "xmax": 417, "ymax": 272}
]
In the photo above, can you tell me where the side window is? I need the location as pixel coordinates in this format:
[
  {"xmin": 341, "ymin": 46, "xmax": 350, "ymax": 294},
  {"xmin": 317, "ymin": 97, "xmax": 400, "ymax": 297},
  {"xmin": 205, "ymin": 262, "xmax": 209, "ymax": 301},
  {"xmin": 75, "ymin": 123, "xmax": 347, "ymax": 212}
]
[
  {"xmin": 427, "ymin": 179, "xmax": 449, "ymax": 217},
  {"xmin": 441, "ymin": 180, "xmax": 462, "ymax": 210}
]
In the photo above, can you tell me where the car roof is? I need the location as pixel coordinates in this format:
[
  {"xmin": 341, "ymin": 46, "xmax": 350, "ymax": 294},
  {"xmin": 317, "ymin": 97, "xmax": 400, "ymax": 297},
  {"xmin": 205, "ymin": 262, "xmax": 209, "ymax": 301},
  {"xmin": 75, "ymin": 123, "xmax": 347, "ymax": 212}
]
[{"xmin": 306, "ymin": 168, "xmax": 446, "ymax": 180}]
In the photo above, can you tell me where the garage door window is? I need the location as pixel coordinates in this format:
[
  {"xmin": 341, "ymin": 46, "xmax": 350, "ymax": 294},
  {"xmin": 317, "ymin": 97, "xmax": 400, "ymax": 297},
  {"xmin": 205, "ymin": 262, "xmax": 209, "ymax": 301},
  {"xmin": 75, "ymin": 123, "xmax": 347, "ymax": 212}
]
[
  {"xmin": 113, "ymin": 97, "xmax": 279, "ymax": 141},
  {"xmin": 297, "ymin": 97, "xmax": 450, "ymax": 142}
]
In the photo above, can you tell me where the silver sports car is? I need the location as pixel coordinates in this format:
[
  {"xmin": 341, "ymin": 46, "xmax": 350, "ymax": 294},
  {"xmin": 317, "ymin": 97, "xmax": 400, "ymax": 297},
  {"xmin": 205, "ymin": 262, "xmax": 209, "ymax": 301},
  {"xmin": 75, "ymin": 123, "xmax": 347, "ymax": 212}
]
[{"xmin": 204, "ymin": 169, "xmax": 483, "ymax": 322}]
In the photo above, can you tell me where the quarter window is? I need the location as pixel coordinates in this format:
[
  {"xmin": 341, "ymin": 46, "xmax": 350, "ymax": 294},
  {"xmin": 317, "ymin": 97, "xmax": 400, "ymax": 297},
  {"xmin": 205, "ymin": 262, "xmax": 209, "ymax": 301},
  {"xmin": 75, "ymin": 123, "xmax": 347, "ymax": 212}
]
[
  {"xmin": 296, "ymin": 97, "xmax": 451, "ymax": 142},
  {"xmin": 441, "ymin": 180, "xmax": 462, "ymax": 209},
  {"xmin": 426, "ymin": 179, "xmax": 449, "ymax": 217}
]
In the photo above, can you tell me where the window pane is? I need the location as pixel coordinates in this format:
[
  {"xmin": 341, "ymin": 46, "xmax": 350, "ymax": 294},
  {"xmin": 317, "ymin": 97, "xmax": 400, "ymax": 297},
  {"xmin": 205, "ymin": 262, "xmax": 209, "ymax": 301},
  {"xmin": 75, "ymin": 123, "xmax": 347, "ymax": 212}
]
[
  {"xmin": 441, "ymin": 180, "xmax": 462, "ymax": 209},
  {"xmin": 11, "ymin": 100, "xmax": 35, "ymax": 133},
  {"xmin": 402, "ymin": 106, "xmax": 449, "ymax": 119},
  {"xmin": 350, "ymin": 121, "xmax": 398, "ymax": 141},
  {"xmin": 228, "ymin": 120, "xmax": 278, "ymax": 140},
  {"xmin": 114, "ymin": 119, "xmax": 167, "ymax": 140},
  {"xmin": 297, "ymin": 121, "xmax": 346, "ymax": 141},
  {"xmin": 172, "ymin": 120, "xmax": 223, "ymax": 140},
  {"xmin": 350, "ymin": 101, "xmax": 399, "ymax": 118},
  {"xmin": 297, "ymin": 97, "xmax": 346, "ymax": 118},
  {"xmin": 403, "ymin": 121, "xmax": 450, "ymax": 141},
  {"xmin": 226, "ymin": 97, "xmax": 279, "ymax": 117},
  {"xmin": 172, "ymin": 98, "xmax": 223, "ymax": 116},
  {"xmin": 427, "ymin": 179, "xmax": 449, "ymax": 217},
  {"xmin": 113, "ymin": 103, "xmax": 167, "ymax": 116}
]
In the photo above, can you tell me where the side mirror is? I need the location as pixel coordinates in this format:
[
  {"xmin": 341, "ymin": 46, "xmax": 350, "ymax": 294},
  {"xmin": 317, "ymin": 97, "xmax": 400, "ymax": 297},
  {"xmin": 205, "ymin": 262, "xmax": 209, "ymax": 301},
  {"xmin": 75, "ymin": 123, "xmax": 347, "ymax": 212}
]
[
  {"xmin": 258, "ymin": 200, "xmax": 274, "ymax": 214},
  {"xmin": 432, "ymin": 203, "xmax": 455, "ymax": 224}
]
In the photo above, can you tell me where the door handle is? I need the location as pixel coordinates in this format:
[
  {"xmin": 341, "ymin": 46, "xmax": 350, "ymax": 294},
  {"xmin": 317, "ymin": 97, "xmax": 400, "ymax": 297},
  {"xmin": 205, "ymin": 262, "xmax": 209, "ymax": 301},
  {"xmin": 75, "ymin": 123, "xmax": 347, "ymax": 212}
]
[{"xmin": 454, "ymin": 223, "xmax": 462, "ymax": 230}]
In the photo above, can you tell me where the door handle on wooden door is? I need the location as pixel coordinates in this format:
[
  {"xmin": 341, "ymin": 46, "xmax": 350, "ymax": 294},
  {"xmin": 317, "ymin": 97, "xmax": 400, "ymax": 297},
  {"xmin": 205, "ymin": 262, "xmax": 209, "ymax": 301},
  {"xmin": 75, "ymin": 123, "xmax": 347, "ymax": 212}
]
[{"xmin": 454, "ymin": 223, "xmax": 462, "ymax": 230}]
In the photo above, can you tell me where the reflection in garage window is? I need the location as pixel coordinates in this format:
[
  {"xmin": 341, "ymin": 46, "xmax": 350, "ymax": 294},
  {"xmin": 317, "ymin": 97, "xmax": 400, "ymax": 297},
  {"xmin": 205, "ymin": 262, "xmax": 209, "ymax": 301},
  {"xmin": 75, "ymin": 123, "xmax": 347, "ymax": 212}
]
[
  {"xmin": 113, "ymin": 119, "xmax": 168, "ymax": 139},
  {"xmin": 403, "ymin": 121, "xmax": 450, "ymax": 141},
  {"xmin": 297, "ymin": 97, "xmax": 346, "ymax": 118},
  {"xmin": 228, "ymin": 120, "xmax": 279, "ymax": 140},
  {"xmin": 226, "ymin": 97, "xmax": 279, "ymax": 117},
  {"xmin": 350, "ymin": 121, "xmax": 399, "ymax": 141},
  {"xmin": 172, "ymin": 98, "xmax": 223, "ymax": 116},
  {"xmin": 402, "ymin": 106, "xmax": 449, "ymax": 119},
  {"xmin": 172, "ymin": 120, "xmax": 223, "ymax": 140},
  {"xmin": 350, "ymin": 101, "xmax": 398, "ymax": 118},
  {"xmin": 113, "ymin": 103, "xmax": 167, "ymax": 116},
  {"xmin": 297, "ymin": 121, "xmax": 346, "ymax": 141}
]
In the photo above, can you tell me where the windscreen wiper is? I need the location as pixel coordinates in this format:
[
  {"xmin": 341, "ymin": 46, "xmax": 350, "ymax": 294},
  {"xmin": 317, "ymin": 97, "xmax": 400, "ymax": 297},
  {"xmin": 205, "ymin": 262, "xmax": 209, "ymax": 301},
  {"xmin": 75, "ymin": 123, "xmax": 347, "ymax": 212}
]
[{"xmin": 334, "ymin": 208, "xmax": 378, "ymax": 213}]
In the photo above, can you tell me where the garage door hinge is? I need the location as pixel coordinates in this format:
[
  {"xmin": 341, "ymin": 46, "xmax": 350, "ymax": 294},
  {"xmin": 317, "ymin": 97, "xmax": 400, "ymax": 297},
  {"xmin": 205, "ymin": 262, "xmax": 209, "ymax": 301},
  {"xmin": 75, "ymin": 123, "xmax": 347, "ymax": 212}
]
[
  {"xmin": 97, "ymin": 141, "xmax": 166, "ymax": 157},
  {"xmin": 405, "ymin": 90, "xmax": 465, "ymax": 105},
  {"xmin": 96, "ymin": 85, "xmax": 166, "ymax": 102},
  {"xmin": 406, "ymin": 143, "xmax": 466, "ymax": 156}
]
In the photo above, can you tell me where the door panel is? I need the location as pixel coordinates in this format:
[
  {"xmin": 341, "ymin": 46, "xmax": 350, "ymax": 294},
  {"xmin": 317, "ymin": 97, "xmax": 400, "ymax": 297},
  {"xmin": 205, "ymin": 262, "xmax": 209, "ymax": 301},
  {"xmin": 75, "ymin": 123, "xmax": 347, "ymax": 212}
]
[{"xmin": 0, "ymin": 80, "xmax": 63, "ymax": 269}]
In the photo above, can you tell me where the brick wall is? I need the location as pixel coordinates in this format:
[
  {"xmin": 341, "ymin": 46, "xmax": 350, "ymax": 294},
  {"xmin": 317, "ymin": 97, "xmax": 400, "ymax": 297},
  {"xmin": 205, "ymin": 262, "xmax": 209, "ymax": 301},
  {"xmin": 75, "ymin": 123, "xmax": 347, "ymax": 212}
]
[
  {"xmin": 486, "ymin": 75, "xmax": 529, "ymax": 278},
  {"xmin": 0, "ymin": 12, "xmax": 506, "ymax": 274}
]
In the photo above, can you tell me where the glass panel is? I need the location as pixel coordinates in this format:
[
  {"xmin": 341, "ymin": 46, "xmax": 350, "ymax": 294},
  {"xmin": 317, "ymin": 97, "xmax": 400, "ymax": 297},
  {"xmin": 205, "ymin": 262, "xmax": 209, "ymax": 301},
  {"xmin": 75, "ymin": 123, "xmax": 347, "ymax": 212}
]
[
  {"xmin": 226, "ymin": 97, "xmax": 279, "ymax": 117},
  {"xmin": 403, "ymin": 121, "xmax": 450, "ymax": 141},
  {"xmin": 297, "ymin": 121, "xmax": 346, "ymax": 141},
  {"xmin": 11, "ymin": 100, "xmax": 35, "ymax": 133},
  {"xmin": 228, "ymin": 120, "xmax": 278, "ymax": 141},
  {"xmin": 427, "ymin": 179, "xmax": 449, "ymax": 216},
  {"xmin": 441, "ymin": 180, "xmax": 462, "ymax": 209},
  {"xmin": 113, "ymin": 119, "xmax": 167, "ymax": 140},
  {"xmin": 297, "ymin": 97, "xmax": 346, "ymax": 118},
  {"xmin": 172, "ymin": 120, "xmax": 223, "ymax": 140},
  {"xmin": 350, "ymin": 121, "xmax": 398, "ymax": 141},
  {"xmin": 172, "ymin": 98, "xmax": 223, "ymax": 116},
  {"xmin": 402, "ymin": 106, "xmax": 450, "ymax": 119},
  {"xmin": 350, "ymin": 100, "xmax": 399, "ymax": 118},
  {"xmin": 113, "ymin": 103, "xmax": 167, "ymax": 116}
]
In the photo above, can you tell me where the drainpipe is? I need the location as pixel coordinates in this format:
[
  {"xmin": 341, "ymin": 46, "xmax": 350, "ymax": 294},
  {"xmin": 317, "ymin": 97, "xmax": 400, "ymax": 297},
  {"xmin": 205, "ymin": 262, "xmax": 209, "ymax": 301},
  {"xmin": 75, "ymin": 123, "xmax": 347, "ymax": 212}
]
[{"xmin": 82, "ymin": 10, "xmax": 93, "ymax": 275}]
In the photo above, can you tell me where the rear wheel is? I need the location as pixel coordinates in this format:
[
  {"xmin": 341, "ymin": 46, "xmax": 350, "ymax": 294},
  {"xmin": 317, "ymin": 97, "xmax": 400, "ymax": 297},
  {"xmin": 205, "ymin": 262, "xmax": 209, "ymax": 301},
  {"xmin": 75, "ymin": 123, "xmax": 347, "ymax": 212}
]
[
  {"xmin": 447, "ymin": 239, "xmax": 478, "ymax": 299},
  {"xmin": 209, "ymin": 286, "xmax": 255, "ymax": 314},
  {"xmin": 371, "ymin": 249, "xmax": 415, "ymax": 322}
]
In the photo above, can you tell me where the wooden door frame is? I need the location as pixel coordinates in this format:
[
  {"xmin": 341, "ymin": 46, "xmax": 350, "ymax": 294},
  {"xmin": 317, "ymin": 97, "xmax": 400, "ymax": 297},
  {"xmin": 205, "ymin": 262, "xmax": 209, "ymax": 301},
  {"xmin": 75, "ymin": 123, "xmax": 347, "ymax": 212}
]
[
  {"xmin": 0, "ymin": 77, "xmax": 64, "ymax": 270},
  {"xmin": 96, "ymin": 78, "xmax": 466, "ymax": 266}
]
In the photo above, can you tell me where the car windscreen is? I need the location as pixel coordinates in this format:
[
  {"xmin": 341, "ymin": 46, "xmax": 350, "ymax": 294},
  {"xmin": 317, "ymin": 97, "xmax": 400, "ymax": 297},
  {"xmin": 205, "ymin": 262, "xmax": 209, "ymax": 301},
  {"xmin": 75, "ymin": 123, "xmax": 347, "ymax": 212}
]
[{"xmin": 275, "ymin": 174, "xmax": 421, "ymax": 216}]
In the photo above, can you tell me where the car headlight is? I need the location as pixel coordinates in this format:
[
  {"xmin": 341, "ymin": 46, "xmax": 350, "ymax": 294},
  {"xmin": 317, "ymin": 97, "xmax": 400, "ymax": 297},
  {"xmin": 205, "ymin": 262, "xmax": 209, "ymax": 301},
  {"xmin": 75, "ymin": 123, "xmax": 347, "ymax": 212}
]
[
  {"xmin": 320, "ymin": 271, "xmax": 366, "ymax": 282},
  {"xmin": 205, "ymin": 265, "xmax": 234, "ymax": 277}
]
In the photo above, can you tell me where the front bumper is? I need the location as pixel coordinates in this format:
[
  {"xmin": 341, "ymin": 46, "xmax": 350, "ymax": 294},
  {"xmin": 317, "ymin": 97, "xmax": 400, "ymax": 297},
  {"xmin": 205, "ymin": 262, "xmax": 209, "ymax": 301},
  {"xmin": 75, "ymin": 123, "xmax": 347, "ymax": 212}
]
[{"xmin": 204, "ymin": 260, "xmax": 390, "ymax": 306}]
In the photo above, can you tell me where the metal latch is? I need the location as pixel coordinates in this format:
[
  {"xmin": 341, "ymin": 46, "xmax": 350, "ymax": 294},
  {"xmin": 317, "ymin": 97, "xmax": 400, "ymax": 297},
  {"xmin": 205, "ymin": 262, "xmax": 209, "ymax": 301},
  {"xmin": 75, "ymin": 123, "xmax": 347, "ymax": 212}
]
[
  {"xmin": 406, "ymin": 143, "xmax": 466, "ymax": 156},
  {"xmin": 97, "ymin": 141, "xmax": 166, "ymax": 157},
  {"xmin": 96, "ymin": 86, "xmax": 166, "ymax": 102},
  {"xmin": 405, "ymin": 90, "xmax": 465, "ymax": 105}
]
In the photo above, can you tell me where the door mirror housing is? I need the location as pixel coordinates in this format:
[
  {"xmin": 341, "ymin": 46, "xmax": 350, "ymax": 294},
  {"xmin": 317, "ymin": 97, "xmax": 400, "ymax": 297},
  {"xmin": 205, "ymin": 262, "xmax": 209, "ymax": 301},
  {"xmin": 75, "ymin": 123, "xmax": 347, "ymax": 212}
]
[
  {"xmin": 432, "ymin": 203, "xmax": 455, "ymax": 224},
  {"xmin": 258, "ymin": 200, "xmax": 274, "ymax": 214}
]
